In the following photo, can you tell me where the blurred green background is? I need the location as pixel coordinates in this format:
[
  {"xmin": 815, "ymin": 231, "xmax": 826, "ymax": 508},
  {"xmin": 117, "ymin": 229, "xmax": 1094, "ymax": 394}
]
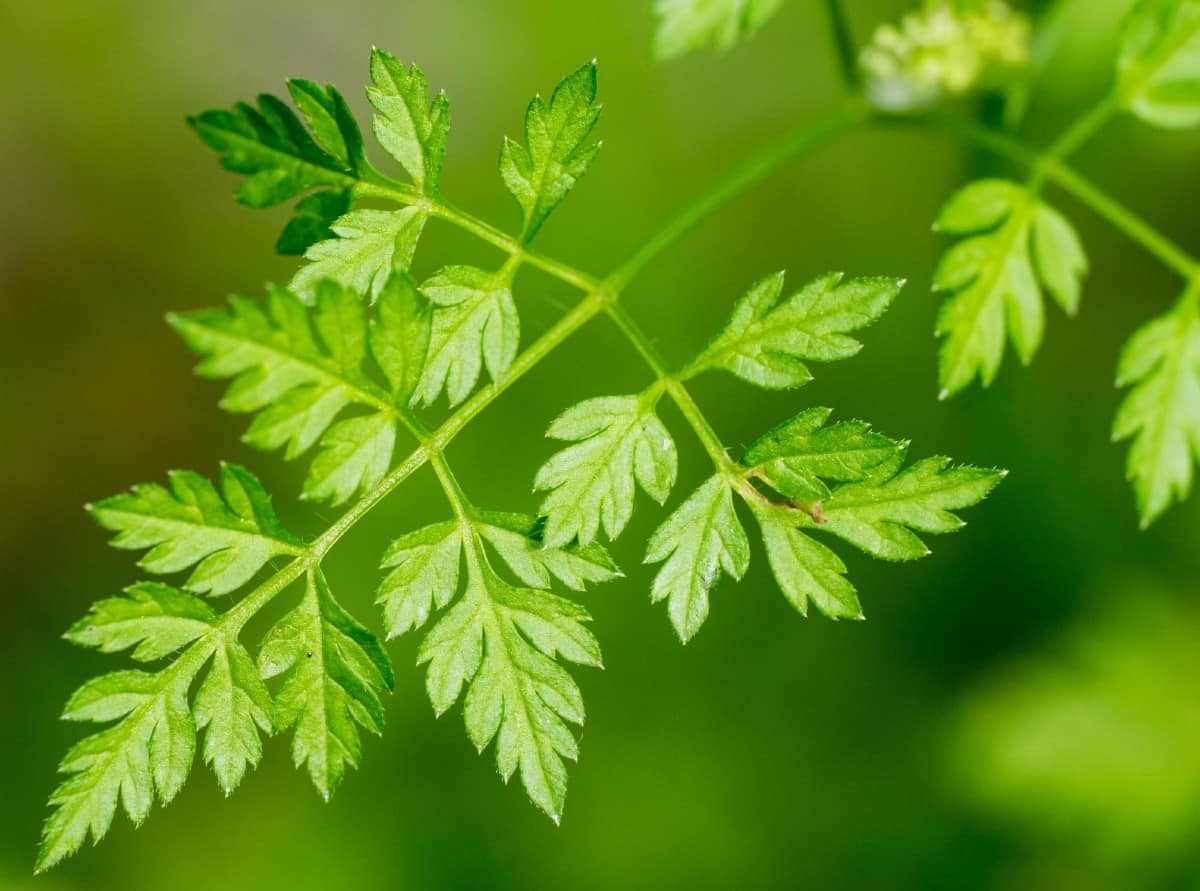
[{"xmin": 3, "ymin": 0, "xmax": 1200, "ymax": 887}]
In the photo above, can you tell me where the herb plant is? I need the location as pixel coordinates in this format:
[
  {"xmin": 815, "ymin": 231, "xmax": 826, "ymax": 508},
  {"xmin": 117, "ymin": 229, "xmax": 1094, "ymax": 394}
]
[{"xmin": 63, "ymin": 0, "xmax": 1200, "ymax": 870}]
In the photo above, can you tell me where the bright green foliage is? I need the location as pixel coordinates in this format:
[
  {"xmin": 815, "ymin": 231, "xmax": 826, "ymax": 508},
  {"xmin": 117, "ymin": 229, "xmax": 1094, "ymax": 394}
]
[
  {"xmin": 688, "ymin": 271, "xmax": 903, "ymax": 389},
  {"xmin": 645, "ymin": 475, "xmax": 750, "ymax": 642},
  {"xmin": 1118, "ymin": 0, "xmax": 1200, "ymax": 129},
  {"xmin": 653, "ymin": 0, "xmax": 783, "ymax": 59},
  {"xmin": 949, "ymin": 594, "xmax": 1200, "ymax": 857},
  {"xmin": 171, "ymin": 276, "xmax": 430, "ymax": 506},
  {"xmin": 38, "ymin": 584, "xmax": 269, "ymax": 872},
  {"xmin": 534, "ymin": 395, "xmax": 677, "ymax": 548},
  {"xmin": 932, "ymin": 179, "xmax": 1088, "ymax": 398},
  {"xmin": 377, "ymin": 513, "xmax": 614, "ymax": 820},
  {"xmin": 89, "ymin": 464, "xmax": 302, "ymax": 596},
  {"xmin": 259, "ymin": 570, "xmax": 394, "ymax": 800},
  {"xmin": 641, "ymin": 404, "xmax": 1001, "ymax": 640},
  {"xmin": 1113, "ymin": 294, "xmax": 1200, "ymax": 527},
  {"xmin": 368, "ymin": 49, "xmax": 451, "ymax": 193},
  {"xmin": 500, "ymin": 62, "xmax": 601, "ymax": 241},
  {"xmin": 414, "ymin": 265, "xmax": 520, "ymax": 407},
  {"xmin": 292, "ymin": 208, "xmax": 427, "ymax": 301}
]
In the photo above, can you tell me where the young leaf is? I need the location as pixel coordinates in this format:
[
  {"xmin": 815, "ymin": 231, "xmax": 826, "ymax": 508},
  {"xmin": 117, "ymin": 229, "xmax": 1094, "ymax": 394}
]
[
  {"xmin": 819, "ymin": 457, "xmax": 1005, "ymax": 561},
  {"xmin": 368, "ymin": 50, "xmax": 451, "ymax": 193},
  {"xmin": 65, "ymin": 583, "xmax": 217, "ymax": 662},
  {"xmin": 172, "ymin": 277, "xmax": 427, "ymax": 505},
  {"xmin": 1117, "ymin": 0, "xmax": 1200, "ymax": 129},
  {"xmin": 756, "ymin": 510, "xmax": 862, "ymax": 620},
  {"xmin": 742, "ymin": 407, "xmax": 905, "ymax": 503},
  {"xmin": 688, "ymin": 272, "xmax": 903, "ymax": 389},
  {"xmin": 646, "ymin": 475, "xmax": 750, "ymax": 642},
  {"xmin": 534, "ymin": 394, "xmax": 677, "ymax": 548},
  {"xmin": 413, "ymin": 265, "xmax": 520, "ymax": 407},
  {"xmin": 89, "ymin": 464, "xmax": 302, "ymax": 597},
  {"xmin": 258, "ymin": 569, "xmax": 394, "ymax": 800},
  {"xmin": 193, "ymin": 640, "xmax": 273, "ymax": 795},
  {"xmin": 653, "ymin": 0, "xmax": 784, "ymax": 60},
  {"xmin": 500, "ymin": 62, "xmax": 601, "ymax": 241},
  {"xmin": 933, "ymin": 179, "xmax": 1088, "ymax": 397},
  {"xmin": 417, "ymin": 551, "xmax": 601, "ymax": 821},
  {"xmin": 475, "ymin": 512, "xmax": 621, "ymax": 592},
  {"xmin": 1113, "ymin": 296, "xmax": 1200, "ymax": 526},
  {"xmin": 292, "ymin": 207, "xmax": 427, "ymax": 302}
]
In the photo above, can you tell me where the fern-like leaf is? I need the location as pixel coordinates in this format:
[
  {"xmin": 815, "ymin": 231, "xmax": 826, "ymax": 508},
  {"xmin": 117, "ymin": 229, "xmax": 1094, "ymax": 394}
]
[
  {"xmin": 500, "ymin": 62, "xmax": 601, "ymax": 242},
  {"xmin": 653, "ymin": 0, "xmax": 783, "ymax": 59},
  {"xmin": 89, "ymin": 464, "xmax": 302, "ymax": 596},
  {"xmin": 368, "ymin": 49, "xmax": 451, "ymax": 193},
  {"xmin": 933, "ymin": 178, "xmax": 1088, "ymax": 397},
  {"xmin": 534, "ymin": 394, "xmax": 677, "ymax": 548},
  {"xmin": 1118, "ymin": 0, "xmax": 1200, "ymax": 129},
  {"xmin": 1114, "ymin": 295, "xmax": 1200, "ymax": 526}
]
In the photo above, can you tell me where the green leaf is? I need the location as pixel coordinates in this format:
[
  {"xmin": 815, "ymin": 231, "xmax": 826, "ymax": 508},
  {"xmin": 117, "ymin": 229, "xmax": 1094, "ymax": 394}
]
[
  {"xmin": 653, "ymin": 0, "xmax": 783, "ymax": 59},
  {"xmin": 645, "ymin": 475, "xmax": 750, "ymax": 642},
  {"xmin": 89, "ymin": 464, "xmax": 302, "ymax": 597},
  {"xmin": 534, "ymin": 394, "xmax": 677, "ymax": 548},
  {"xmin": 417, "ymin": 547, "xmax": 601, "ymax": 821},
  {"xmin": 500, "ymin": 62, "xmax": 601, "ymax": 241},
  {"xmin": 172, "ymin": 277, "xmax": 426, "ymax": 505},
  {"xmin": 819, "ymin": 457, "xmax": 1005, "ymax": 561},
  {"xmin": 193, "ymin": 639, "xmax": 273, "ymax": 795},
  {"xmin": 756, "ymin": 510, "xmax": 862, "ymax": 620},
  {"xmin": 39, "ymin": 666, "xmax": 199, "ymax": 872},
  {"xmin": 475, "ymin": 512, "xmax": 621, "ymax": 592},
  {"xmin": 933, "ymin": 179, "xmax": 1088, "ymax": 397},
  {"xmin": 689, "ymin": 272, "xmax": 903, "ymax": 389},
  {"xmin": 368, "ymin": 50, "xmax": 451, "ymax": 193},
  {"xmin": 413, "ymin": 265, "xmax": 520, "ymax": 408},
  {"xmin": 189, "ymin": 85, "xmax": 373, "ymax": 252},
  {"xmin": 1118, "ymin": 0, "xmax": 1200, "ymax": 128},
  {"xmin": 259, "ymin": 569, "xmax": 394, "ymax": 800},
  {"xmin": 292, "ymin": 207, "xmax": 427, "ymax": 302},
  {"xmin": 742, "ymin": 407, "xmax": 905, "ymax": 503},
  {"xmin": 1113, "ymin": 297, "xmax": 1200, "ymax": 527},
  {"xmin": 378, "ymin": 521, "xmax": 464, "ymax": 638},
  {"xmin": 65, "ymin": 583, "xmax": 217, "ymax": 662}
]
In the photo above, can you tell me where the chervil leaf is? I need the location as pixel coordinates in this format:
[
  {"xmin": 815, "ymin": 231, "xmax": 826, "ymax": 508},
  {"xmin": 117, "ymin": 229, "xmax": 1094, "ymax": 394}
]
[
  {"xmin": 476, "ymin": 512, "xmax": 621, "ymax": 592},
  {"xmin": 413, "ymin": 265, "xmax": 519, "ymax": 408},
  {"xmin": 755, "ymin": 510, "xmax": 862, "ymax": 620},
  {"xmin": 645, "ymin": 475, "xmax": 750, "ymax": 642},
  {"xmin": 688, "ymin": 272, "xmax": 903, "ymax": 389},
  {"xmin": 417, "ymin": 545, "xmax": 601, "ymax": 821},
  {"xmin": 89, "ymin": 464, "xmax": 302, "ymax": 597},
  {"xmin": 933, "ymin": 179, "xmax": 1088, "ymax": 397},
  {"xmin": 292, "ymin": 207, "xmax": 427, "ymax": 302},
  {"xmin": 1118, "ymin": 0, "xmax": 1200, "ymax": 129},
  {"xmin": 378, "ymin": 521, "xmax": 464, "ymax": 638},
  {"xmin": 500, "ymin": 62, "xmax": 601, "ymax": 242},
  {"xmin": 653, "ymin": 0, "xmax": 783, "ymax": 59},
  {"xmin": 65, "ymin": 583, "xmax": 217, "ymax": 662},
  {"xmin": 172, "ymin": 276, "xmax": 428, "ymax": 505},
  {"xmin": 258, "ymin": 569, "xmax": 394, "ymax": 800},
  {"xmin": 368, "ymin": 50, "xmax": 451, "ymax": 193},
  {"xmin": 193, "ymin": 639, "xmax": 273, "ymax": 795},
  {"xmin": 534, "ymin": 394, "xmax": 677, "ymax": 548},
  {"xmin": 39, "ymin": 669, "xmax": 197, "ymax": 872},
  {"xmin": 742, "ymin": 407, "xmax": 905, "ymax": 504},
  {"xmin": 1113, "ymin": 296, "xmax": 1200, "ymax": 527},
  {"xmin": 189, "ymin": 83, "xmax": 375, "ymax": 253},
  {"xmin": 819, "ymin": 457, "xmax": 1005, "ymax": 561}
]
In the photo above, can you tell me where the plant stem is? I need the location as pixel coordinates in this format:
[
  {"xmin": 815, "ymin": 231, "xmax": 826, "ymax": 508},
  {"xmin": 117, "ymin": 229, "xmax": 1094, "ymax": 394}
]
[
  {"xmin": 1043, "ymin": 92, "xmax": 1118, "ymax": 162},
  {"xmin": 822, "ymin": 0, "xmax": 861, "ymax": 92}
]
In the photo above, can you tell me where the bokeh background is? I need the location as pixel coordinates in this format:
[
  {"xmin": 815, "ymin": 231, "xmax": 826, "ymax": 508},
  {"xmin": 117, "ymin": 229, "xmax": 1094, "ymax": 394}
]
[{"xmin": 3, "ymin": 0, "xmax": 1200, "ymax": 888}]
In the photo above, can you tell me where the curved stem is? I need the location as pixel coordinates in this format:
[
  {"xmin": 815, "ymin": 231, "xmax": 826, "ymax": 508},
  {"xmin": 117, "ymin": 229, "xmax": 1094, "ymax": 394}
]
[{"xmin": 822, "ymin": 0, "xmax": 861, "ymax": 91}]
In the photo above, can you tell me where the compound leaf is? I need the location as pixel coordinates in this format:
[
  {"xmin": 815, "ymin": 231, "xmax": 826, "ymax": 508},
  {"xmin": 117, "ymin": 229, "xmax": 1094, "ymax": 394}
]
[
  {"xmin": 689, "ymin": 271, "xmax": 903, "ymax": 389},
  {"xmin": 89, "ymin": 464, "xmax": 302, "ymax": 597},
  {"xmin": 368, "ymin": 49, "xmax": 451, "ymax": 193},
  {"xmin": 645, "ymin": 475, "xmax": 750, "ymax": 642},
  {"xmin": 653, "ymin": 0, "xmax": 784, "ymax": 59},
  {"xmin": 1118, "ymin": 0, "xmax": 1200, "ymax": 128},
  {"xmin": 756, "ymin": 510, "xmax": 862, "ymax": 620},
  {"xmin": 534, "ymin": 395, "xmax": 677, "ymax": 548},
  {"xmin": 933, "ymin": 179, "xmax": 1088, "ymax": 397},
  {"xmin": 258, "ymin": 569, "xmax": 394, "ymax": 800},
  {"xmin": 194, "ymin": 639, "xmax": 273, "ymax": 795},
  {"xmin": 292, "ymin": 207, "xmax": 427, "ymax": 303},
  {"xmin": 1114, "ymin": 297, "xmax": 1200, "ymax": 526},
  {"xmin": 500, "ymin": 62, "xmax": 601, "ymax": 241},
  {"xmin": 65, "ymin": 583, "xmax": 217, "ymax": 662}
]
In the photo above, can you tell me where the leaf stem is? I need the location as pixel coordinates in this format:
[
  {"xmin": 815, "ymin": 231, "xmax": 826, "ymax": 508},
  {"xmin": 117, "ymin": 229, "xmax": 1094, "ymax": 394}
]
[{"xmin": 822, "ymin": 0, "xmax": 861, "ymax": 92}]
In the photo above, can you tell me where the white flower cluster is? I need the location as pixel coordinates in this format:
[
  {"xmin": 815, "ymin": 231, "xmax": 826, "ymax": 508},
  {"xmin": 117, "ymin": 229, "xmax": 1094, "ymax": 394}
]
[{"xmin": 861, "ymin": 0, "xmax": 1031, "ymax": 111}]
